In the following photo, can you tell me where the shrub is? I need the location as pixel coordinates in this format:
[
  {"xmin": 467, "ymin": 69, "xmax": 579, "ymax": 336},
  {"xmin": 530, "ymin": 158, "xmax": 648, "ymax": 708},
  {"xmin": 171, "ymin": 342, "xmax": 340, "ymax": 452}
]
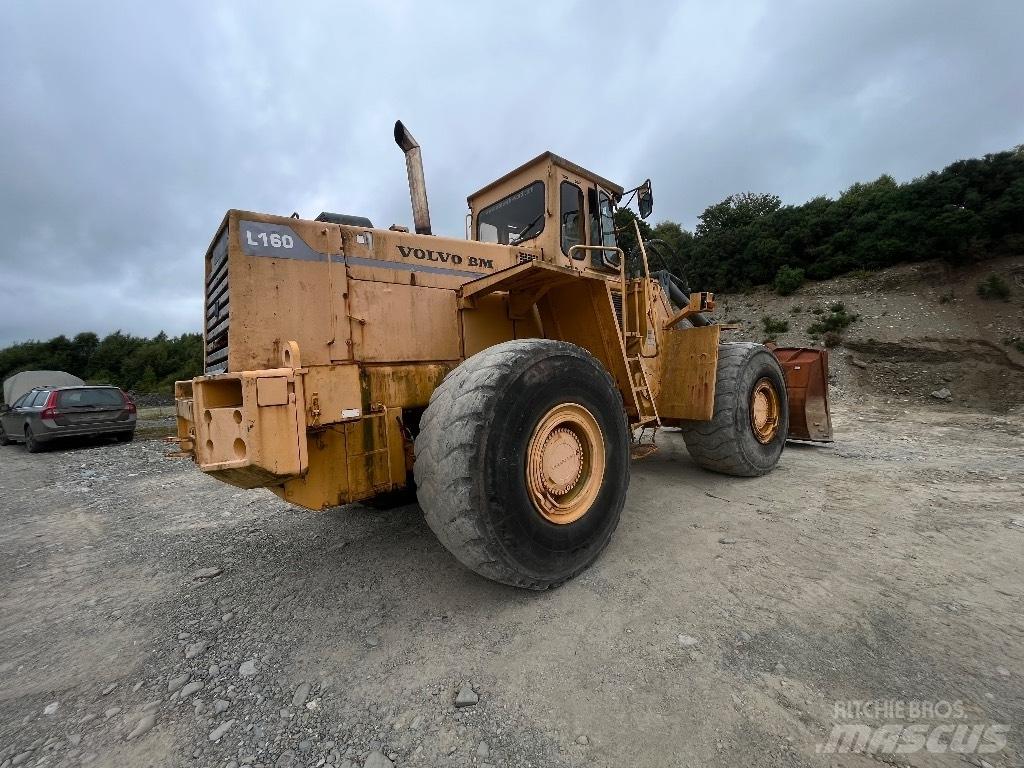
[
  {"xmin": 977, "ymin": 274, "xmax": 1011, "ymax": 301},
  {"xmin": 811, "ymin": 306, "xmax": 824, "ymax": 315},
  {"xmin": 789, "ymin": 305, "xmax": 802, "ymax": 314},
  {"xmin": 807, "ymin": 304, "xmax": 860, "ymax": 336},
  {"xmin": 938, "ymin": 289, "xmax": 955, "ymax": 304},
  {"xmin": 773, "ymin": 265, "xmax": 805, "ymax": 296},
  {"xmin": 761, "ymin": 316, "xmax": 789, "ymax": 340},
  {"xmin": 822, "ymin": 331, "xmax": 843, "ymax": 348}
]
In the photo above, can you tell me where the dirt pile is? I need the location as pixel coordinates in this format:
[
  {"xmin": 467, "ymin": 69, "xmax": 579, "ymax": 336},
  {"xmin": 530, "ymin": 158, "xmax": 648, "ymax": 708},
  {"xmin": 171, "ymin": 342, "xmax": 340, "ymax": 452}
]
[{"xmin": 715, "ymin": 254, "xmax": 1024, "ymax": 412}]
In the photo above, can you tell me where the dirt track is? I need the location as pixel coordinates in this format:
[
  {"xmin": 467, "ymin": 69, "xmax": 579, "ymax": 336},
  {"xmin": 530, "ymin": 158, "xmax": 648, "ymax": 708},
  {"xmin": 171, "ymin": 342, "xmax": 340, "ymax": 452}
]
[{"xmin": 1, "ymin": 394, "xmax": 1022, "ymax": 768}]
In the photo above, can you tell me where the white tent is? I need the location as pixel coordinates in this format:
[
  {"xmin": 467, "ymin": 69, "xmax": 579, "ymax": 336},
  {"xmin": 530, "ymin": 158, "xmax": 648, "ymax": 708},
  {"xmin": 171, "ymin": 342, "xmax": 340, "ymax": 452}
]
[{"xmin": 3, "ymin": 370, "xmax": 85, "ymax": 404}]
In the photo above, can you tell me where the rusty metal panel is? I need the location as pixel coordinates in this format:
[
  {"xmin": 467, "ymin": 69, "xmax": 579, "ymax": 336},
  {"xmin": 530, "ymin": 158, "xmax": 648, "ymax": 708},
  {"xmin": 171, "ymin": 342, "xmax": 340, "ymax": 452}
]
[
  {"xmin": 772, "ymin": 347, "xmax": 834, "ymax": 442},
  {"xmin": 362, "ymin": 364, "xmax": 452, "ymax": 409},
  {"xmin": 655, "ymin": 326, "xmax": 721, "ymax": 421},
  {"xmin": 348, "ymin": 280, "xmax": 461, "ymax": 362},
  {"xmin": 276, "ymin": 406, "xmax": 405, "ymax": 510}
]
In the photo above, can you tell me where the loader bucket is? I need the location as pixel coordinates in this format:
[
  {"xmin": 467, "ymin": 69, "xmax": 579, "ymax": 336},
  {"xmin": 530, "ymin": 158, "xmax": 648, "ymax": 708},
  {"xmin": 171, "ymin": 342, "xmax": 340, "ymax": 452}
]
[{"xmin": 771, "ymin": 347, "xmax": 834, "ymax": 442}]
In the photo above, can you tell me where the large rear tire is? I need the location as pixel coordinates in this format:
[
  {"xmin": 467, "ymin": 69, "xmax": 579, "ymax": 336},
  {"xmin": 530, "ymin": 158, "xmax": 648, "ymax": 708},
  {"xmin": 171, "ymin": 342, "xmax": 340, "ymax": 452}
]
[
  {"xmin": 414, "ymin": 340, "xmax": 630, "ymax": 589},
  {"xmin": 680, "ymin": 342, "xmax": 788, "ymax": 477}
]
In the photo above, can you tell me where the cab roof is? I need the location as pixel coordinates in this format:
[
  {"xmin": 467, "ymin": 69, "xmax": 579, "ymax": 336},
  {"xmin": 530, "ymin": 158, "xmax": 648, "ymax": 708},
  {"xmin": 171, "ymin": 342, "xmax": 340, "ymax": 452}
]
[{"xmin": 467, "ymin": 151, "xmax": 625, "ymax": 205}]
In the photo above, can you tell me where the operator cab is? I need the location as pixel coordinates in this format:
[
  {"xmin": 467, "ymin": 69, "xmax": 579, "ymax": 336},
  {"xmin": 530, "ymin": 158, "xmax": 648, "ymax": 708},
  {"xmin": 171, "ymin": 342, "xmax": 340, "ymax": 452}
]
[{"xmin": 466, "ymin": 153, "xmax": 652, "ymax": 274}]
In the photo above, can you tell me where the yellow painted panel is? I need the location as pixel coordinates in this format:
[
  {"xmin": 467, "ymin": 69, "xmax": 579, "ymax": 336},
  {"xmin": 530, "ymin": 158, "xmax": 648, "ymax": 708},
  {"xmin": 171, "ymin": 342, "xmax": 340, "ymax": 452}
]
[
  {"xmin": 256, "ymin": 377, "xmax": 289, "ymax": 406},
  {"xmin": 348, "ymin": 281, "xmax": 461, "ymax": 362},
  {"xmin": 656, "ymin": 326, "xmax": 720, "ymax": 421},
  {"xmin": 462, "ymin": 293, "xmax": 516, "ymax": 357}
]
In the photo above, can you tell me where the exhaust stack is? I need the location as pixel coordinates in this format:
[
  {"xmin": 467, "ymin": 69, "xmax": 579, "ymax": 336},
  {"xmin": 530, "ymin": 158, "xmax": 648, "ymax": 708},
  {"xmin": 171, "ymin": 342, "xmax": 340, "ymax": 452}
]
[{"xmin": 394, "ymin": 120, "xmax": 432, "ymax": 235}]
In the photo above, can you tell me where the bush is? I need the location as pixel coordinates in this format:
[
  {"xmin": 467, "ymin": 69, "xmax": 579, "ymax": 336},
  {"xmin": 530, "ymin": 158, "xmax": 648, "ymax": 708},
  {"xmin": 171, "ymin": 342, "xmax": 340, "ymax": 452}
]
[
  {"xmin": 789, "ymin": 305, "xmax": 802, "ymax": 314},
  {"xmin": 761, "ymin": 316, "xmax": 789, "ymax": 340},
  {"xmin": 977, "ymin": 274, "xmax": 1011, "ymax": 300},
  {"xmin": 807, "ymin": 304, "xmax": 860, "ymax": 336},
  {"xmin": 822, "ymin": 331, "xmax": 843, "ymax": 348},
  {"xmin": 773, "ymin": 265, "xmax": 805, "ymax": 296}
]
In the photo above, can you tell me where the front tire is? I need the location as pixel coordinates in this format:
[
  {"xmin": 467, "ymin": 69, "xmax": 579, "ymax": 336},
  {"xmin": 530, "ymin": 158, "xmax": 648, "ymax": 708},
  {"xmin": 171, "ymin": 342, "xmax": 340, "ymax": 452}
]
[
  {"xmin": 680, "ymin": 342, "xmax": 788, "ymax": 476},
  {"xmin": 0, "ymin": 425, "xmax": 10, "ymax": 446},
  {"xmin": 414, "ymin": 340, "xmax": 630, "ymax": 589}
]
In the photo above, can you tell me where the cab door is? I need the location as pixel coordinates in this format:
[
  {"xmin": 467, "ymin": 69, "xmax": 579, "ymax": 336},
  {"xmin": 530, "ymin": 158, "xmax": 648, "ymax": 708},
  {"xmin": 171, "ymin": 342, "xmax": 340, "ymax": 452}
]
[{"xmin": 586, "ymin": 186, "xmax": 620, "ymax": 272}]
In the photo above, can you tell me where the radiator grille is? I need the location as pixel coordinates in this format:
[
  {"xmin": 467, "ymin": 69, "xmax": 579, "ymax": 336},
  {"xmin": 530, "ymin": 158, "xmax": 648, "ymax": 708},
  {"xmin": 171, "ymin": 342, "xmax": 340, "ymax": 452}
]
[{"xmin": 204, "ymin": 229, "xmax": 229, "ymax": 374}]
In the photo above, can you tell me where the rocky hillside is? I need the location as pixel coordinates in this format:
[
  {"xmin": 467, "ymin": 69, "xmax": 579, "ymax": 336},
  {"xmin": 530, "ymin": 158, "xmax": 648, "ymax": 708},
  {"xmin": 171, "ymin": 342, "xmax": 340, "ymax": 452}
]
[{"xmin": 711, "ymin": 255, "xmax": 1024, "ymax": 413}]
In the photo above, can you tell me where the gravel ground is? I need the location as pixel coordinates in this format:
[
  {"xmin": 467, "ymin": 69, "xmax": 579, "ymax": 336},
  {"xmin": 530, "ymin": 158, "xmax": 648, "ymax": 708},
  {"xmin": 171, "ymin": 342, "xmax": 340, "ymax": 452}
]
[{"xmin": 1, "ymin": 392, "xmax": 1022, "ymax": 768}]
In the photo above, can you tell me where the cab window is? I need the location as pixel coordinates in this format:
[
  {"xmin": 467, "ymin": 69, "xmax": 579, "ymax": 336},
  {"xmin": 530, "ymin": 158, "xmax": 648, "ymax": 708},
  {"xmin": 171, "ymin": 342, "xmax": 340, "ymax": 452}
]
[
  {"xmin": 588, "ymin": 188, "xmax": 618, "ymax": 266},
  {"xmin": 476, "ymin": 181, "xmax": 545, "ymax": 245},
  {"xmin": 560, "ymin": 181, "xmax": 584, "ymax": 256},
  {"xmin": 29, "ymin": 390, "xmax": 50, "ymax": 406}
]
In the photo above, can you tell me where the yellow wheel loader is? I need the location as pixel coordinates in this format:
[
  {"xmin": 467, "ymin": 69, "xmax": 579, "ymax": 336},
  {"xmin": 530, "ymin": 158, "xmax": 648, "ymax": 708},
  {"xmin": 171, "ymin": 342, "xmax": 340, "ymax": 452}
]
[{"xmin": 173, "ymin": 121, "xmax": 832, "ymax": 589}]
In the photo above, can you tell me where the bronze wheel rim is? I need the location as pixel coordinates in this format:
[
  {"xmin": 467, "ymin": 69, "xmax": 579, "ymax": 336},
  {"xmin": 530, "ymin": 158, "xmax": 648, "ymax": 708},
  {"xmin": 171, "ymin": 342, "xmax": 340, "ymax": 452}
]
[
  {"xmin": 750, "ymin": 378, "xmax": 781, "ymax": 443},
  {"xmin": 526, "ymin": 403, "xmax": 605, "ymax": 525}
]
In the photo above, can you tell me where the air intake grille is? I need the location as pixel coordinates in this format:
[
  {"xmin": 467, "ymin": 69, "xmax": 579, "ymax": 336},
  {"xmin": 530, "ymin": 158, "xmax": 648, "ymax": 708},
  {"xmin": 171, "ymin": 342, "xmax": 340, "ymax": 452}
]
[
  {"xmin": 610, "ymin": 290, "xmax": 624, "ymax": 329},
  {"xmin": 204, "ymin": 229, "xmax": 229, "ymax": 374}
]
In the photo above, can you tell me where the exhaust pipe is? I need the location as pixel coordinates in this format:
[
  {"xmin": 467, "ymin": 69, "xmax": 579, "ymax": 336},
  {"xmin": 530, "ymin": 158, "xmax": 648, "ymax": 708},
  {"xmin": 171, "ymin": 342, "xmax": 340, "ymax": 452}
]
[{"xmin": 394, "ymin": 120, "xmax": 432, "ymax": 235}]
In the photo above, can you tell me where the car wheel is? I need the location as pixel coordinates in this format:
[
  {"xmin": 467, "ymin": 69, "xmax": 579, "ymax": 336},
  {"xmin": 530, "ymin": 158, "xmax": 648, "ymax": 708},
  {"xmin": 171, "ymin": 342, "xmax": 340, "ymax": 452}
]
[
  {"xmin": 25, "ymin": 425, "xmax": 42, "ymax": 453},
  {"xmin": 0, "ymin": 424, "xmax": 11, "ymax": 446}
]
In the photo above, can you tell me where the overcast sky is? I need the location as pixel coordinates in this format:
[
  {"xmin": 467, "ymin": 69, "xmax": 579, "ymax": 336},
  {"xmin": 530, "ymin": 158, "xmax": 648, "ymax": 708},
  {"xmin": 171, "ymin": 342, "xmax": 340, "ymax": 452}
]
[{"xmin": 1, "ymin": 1, "xmax": 1021, "ymax": 346}]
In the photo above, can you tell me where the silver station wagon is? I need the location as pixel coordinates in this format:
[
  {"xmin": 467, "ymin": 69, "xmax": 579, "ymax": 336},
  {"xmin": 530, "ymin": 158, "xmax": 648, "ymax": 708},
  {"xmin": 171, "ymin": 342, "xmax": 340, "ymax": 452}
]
[{"xmin": 0, "ymin": 386, "xmax": 137, "ymax": 452}]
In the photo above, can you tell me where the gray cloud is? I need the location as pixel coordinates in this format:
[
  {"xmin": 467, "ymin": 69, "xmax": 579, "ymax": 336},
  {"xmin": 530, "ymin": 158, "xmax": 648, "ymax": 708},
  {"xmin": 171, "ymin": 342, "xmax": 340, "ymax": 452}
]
[{"xmin": 1, "ymin": 0, "xmax": 1021, "ymax": 345}]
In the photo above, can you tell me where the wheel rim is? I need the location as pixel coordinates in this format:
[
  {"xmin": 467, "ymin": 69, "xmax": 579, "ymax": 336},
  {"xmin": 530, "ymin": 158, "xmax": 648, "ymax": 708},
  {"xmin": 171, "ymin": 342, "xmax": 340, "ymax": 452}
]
[
  {"xmin": 750, "ymin": 378, "xmax": 781, "ymax": 443},
  {"xmin": 526, "ymin": 403, "xmax": 605, "ymax": 525}
]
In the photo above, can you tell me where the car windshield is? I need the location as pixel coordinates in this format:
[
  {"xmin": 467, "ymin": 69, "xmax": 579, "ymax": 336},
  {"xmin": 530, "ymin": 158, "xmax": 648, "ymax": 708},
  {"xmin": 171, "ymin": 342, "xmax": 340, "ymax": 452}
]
[{"xmin": 57, "ymin": 388, "xmax": 124, "ymax": 408}]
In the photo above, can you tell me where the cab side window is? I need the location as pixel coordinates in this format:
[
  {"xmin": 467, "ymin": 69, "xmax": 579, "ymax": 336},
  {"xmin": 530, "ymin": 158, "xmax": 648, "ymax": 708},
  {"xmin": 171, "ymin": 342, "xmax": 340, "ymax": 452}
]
[
  {"xmin": 588, "ymin": 188, "xmax": 619, "ymax": 267},
  {"xmin": 30, "ymin": 390, "xmax": 50, "ymax": 406},
  {"xmin": 560, "ymin": 181, "xmax": 584, "ymax": 257}
]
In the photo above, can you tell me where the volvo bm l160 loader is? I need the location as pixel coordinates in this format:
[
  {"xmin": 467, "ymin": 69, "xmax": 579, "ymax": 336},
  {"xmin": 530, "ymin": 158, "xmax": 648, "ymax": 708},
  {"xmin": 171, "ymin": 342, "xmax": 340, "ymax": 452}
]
[{"xmin": 174, "ymin": 122, "xmax": 832, "ymax": 588}]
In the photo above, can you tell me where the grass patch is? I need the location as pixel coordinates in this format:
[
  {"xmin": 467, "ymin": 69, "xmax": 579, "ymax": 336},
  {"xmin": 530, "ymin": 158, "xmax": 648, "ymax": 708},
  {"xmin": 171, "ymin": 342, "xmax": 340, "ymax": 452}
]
[{"xmin": 761, "ymin": 315, "xmax": 789, "ymax": 340}]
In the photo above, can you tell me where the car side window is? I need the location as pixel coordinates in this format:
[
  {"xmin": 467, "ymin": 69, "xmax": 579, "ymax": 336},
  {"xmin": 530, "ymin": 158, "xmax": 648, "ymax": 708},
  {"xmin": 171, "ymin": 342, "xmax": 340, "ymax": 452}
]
[
  {"xmin": 29, "ymin": 391, "xmax": 50, "ymax": 407},
  {"xmin": 11, "ymin": 394, "xmax": 30, "ymax": 408}
]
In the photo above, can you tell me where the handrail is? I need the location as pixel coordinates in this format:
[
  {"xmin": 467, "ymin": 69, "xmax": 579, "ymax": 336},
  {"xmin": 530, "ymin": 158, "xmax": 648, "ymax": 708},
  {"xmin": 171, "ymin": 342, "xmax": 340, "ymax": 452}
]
[{"xmin": 565, "ymin": 245, "xmax": 628, "ymax": 324}]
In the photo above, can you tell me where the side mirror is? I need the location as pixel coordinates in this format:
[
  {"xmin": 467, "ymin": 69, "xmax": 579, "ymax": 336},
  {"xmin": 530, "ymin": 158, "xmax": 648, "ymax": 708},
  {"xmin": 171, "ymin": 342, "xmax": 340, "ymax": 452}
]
[{"xmin": 638, "ymin": 179, "xmax": 654, "ymax": 219}]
